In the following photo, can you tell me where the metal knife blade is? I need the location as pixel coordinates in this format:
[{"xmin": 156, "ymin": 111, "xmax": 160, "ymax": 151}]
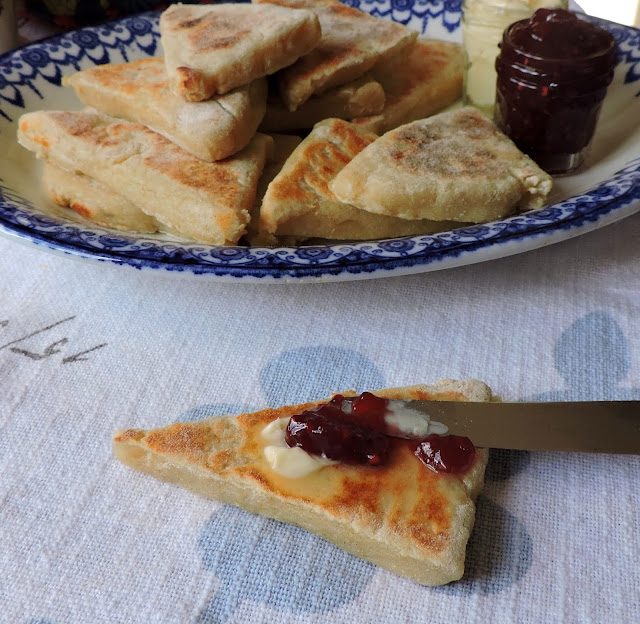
[{"xmin": 404, "ymin": 400, "xmax": 640, "ymax": 454}]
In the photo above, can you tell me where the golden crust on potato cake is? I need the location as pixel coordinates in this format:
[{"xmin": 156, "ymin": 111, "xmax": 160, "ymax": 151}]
[
  {"xmin": 63, "ymin": 57, "xmax": 268, "ymax": 162},
  {"xmin": 246, "ymin": 133, "xmax": 303, "ymax": 245},
  {"xmin": 331, "ymin": 107, "xmax": 553, "ymax": 223},
  {"xmin": 256, "ymin": 119, "xmax": 462, "ymax": 244},
  {"xmin": 42, "ymin": 162, "xmax": 161, "ymax": 233},
  {"xmin": 353, "ymin": 39, "xmax": 464, "ymax": 135},
  {"xmin": 18, "ymin": 110, "xmax": 273, "ymax": 245},
  {"xmin": 160, "ymin": 3, "xmax": 321, "ymax": 100},
  {"xmin": 255, "ymin": 0, "xmax": 417, "ymax": 111},
  {"xmin": 259, "ymin": 75, "xmax": 385, "ymax": 133},
  {"xmin": 113, "ymin": 379, "xmax": 492, "ymax": 586}
]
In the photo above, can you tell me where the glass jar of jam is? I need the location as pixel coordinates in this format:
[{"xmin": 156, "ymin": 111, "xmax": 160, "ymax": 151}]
[
  {"xmin": 462, "ymin": 0, "xmax": 568, "ymax": 116},
  {"xmin": 494, "ymin": 9, "xmax": 617, "ymax": 174}
]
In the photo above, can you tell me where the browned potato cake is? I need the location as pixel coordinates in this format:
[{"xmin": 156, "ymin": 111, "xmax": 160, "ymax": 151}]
[
  {"xmin": 255, "ymin": 0, "xmax": 417, "ymax": 111},
  {"xmin": 18, "ymin": 110, "xmax": 273, "ymax": 245},
  {"xmin": 331, "ymin": 107, "xmax": 553, "ymax": 223},
  {"xmin": 113, "ymin": 380, "xmax": 492, "ymax": 586},
  {"xmin": 160, "ymin": 3, "xmax": 321, "ymax": 100},
  {"xmin": 64, "ymin": 57, "xmax": 268, "ymax": 162}
]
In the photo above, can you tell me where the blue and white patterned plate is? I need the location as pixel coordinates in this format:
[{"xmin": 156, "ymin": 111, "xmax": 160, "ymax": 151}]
[{"xmin": 0, "ymin": 2, "xmax": 639, "ymax": 283}]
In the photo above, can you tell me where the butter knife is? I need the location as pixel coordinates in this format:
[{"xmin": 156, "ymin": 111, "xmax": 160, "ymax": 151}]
[{"xmin": 405, "ymin": 400, "xmax": 640, "ymax": 454}]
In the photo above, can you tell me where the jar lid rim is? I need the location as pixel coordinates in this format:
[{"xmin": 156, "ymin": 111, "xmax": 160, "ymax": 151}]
[{"xmin": 500, "ymin": 35, "xmax": 617, "ymax": 65}]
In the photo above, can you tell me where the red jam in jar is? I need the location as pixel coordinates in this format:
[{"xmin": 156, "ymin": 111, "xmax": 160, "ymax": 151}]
[
  {"xmin": 494, "ymin": 9, "xmax": 617, "ymax": 174},
  {"xmin": 285, "ymin": 392, "xmax": 476, "ymax": 473}
]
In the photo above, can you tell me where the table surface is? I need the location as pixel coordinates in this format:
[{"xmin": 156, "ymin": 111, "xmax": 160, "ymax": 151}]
[{"xmin": 2, "ymin": 3, "xmax": 640, "ymax": 624}]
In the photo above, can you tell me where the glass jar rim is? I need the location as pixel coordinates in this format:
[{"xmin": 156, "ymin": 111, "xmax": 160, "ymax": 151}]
[
  {"xmin": 495, "ymin": 55, "xmax": 616, "ymax": 91},
  {"xmin": 496, "ymin": 70, "xmax": 615, "ymax": 93},
  {"xmin": 462, "ymin": 0, "xmax": 535, "ymax": 24},
  {"xmin": 462, "ymin": 0, "xmax": 537, "ymax": 8},
  {"xmin": 502, "ymin": 16, "xmax": 617, "ymax": 65}
]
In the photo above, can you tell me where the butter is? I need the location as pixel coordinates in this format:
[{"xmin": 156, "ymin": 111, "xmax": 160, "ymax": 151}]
[
  {"xmin": 261, "ymin": 417, "xmax": 337, "ymax": 478},
  {"xmin": 261, "ymin": 402, "xmax": 449, "ymax": 478},
  {"xmin": 462, "ymin": 0, "xmax": 568, "ymax": 114},
  {"xmin": 261, "ymin": 417, "xmax": 292, "ymax": 446}
]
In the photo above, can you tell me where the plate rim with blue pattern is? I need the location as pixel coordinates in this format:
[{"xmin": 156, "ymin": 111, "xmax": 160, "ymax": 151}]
[{"xmin": 1, "ymin": 2, "xmax": 639, "ymax": 283}]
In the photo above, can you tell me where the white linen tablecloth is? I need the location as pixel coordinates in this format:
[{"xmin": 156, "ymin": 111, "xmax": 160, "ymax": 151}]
[
  {"xmin": 1, "ymin": 207, "xmax": 639, "ymax": 623},
  {"xmin": 3, "ymin": 1, "xmax": 640, "ymax": 620}
]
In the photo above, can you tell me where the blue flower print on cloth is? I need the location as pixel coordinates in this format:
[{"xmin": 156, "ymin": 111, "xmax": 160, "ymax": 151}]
[
  {"xmin": 435, "ymin": 495, "xmax": 533, "ymax": 597},
  {"xmin": 259, "ymin": 346, "xmax": 386, "ymax": 407},
  {"xmin": 196, "ymin": 506, "xmax": 376, "ymax": 623},
  {"xmin": 178, "ymin": 403, "xmax": 254, "ymax": 423},
  {"xmin": 528, "ymin": 311, "xmax": 640, "ymax": 401},
  {"xmin": 484, "ymin": 449, "xmax": 531, "ymax": 482}
]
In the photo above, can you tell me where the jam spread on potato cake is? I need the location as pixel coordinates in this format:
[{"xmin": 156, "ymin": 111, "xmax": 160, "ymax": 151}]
[
  {"xmin": 285, "ymin": 393, "xmax": 390, "ymax": 465},
  {"xmin": 285, "ymin": 392, "xmax": 476, "ymax": 473}
]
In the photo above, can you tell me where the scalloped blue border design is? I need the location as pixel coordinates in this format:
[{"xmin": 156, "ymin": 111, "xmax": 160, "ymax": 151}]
[{"xmin": 1, "ymin": 5, "xmax": 639, "ymax": 281}]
